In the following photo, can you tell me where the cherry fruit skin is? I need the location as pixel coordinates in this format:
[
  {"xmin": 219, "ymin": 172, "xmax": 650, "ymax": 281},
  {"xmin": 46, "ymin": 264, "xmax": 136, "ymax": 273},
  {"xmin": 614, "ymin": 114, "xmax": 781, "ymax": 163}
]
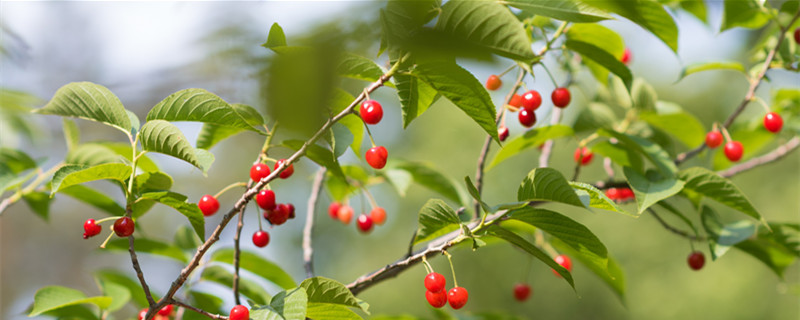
[
  {"xmin": 356, "ymin": 214, "xmax": 374, "ymax": 233},
  {"xmin": 521, "ymin": 90, "xmax": 542, "ymax": 110},
  {"xmin": 366, "ymin": 146, "xmax": 388, "ymax": 169},
  {"xmin": 604, "ymin": 188, "xmax": 620, "ymax": 200},
  {"xmin": 158, "ymin": 304, "xmax": 173, "ymax": 316},
  {"xmin": 763, "ymin": 112, "xmax": 783, "ymax": 133},
  {"xmin": 370, "ymin": 207, "xmax": 387, "ymax": 225},
  {"xmin": 509, "ymin": 93, "xmax": 523, "ymax": 108},
  {"xmin": 724, "ymin": 141, "xmax": 744, "ymax": 162},
  {"xmin": 551, "ymin": 254, "xmax": 572, "ymax": 277},
  {"xmin": 250, "ymin": 163, "xmax": 271, "ymax": 182},
  {"xmin": 360, "ymin": 100, "xmax": 384, "ymax": 125},
  {"xmin": 518, "ymin": 109, "xmax": 536, "ymax": 128},
  {"xmin": 256, "ymin": 189, "xmax": 276, "ymax": 211},
  {"xmin": 513, "ymin": 283, "xmax": 531, "ymax": 302},
  {"xmin": 447, "ymin": 287, "xmax": 469, "ymax": 309},
  {"xmin": 198, "ymin": 195, "xmax": 220, "ymax": 217},
  {"xmin": 268, "ymin": 204, "xmax": 290, "ymax": 225},
  {"xmin": 424, "ymin": 272, "xmax": 446, "ymax": 293},
  {"xmin": 328, "ymin": 202, "xmax": 342, "ymax": 220},
  {"xmin": 113, "ymin": 217, "xmax": 135, "ymax": 237},
  {"xmin": 83, "ymin": 219, "xmax": 102, "ymax": 239},
  {"xmin": 425, "ymin": 289, "xmax": 448, "ymax": 308},
  {"xmin": 573, "ymin": 147, "xmax": 593, "ymax": 165},
  {"xmin": 229, "ymin": 305, "xmax": 249, "ymax": 320},
  {"xmin": 621, "ymin": 48, "xmax": 632, "ymax": 65},
  {"xmin": 275, "ymin": 159, "xmax": 294, "ymax": 179},
  {"xmin": 337, "ymin": 205, "xmax": 354, "ymax": 224},
  {"xmin": 705, "ymin": 131, "xmax": 723, "ymax": 148},
  {"xmin": 287, "ymin": 203, "xmax": 296, "ymax": 219},
  {"xmin": 485, "ymin": 75, "xmax": 502, "ymax": 91},
  {"xmin": 688, "ymin": 251, "xmax": 705, "ymax": 270},
  {"xmin": 498, "ymin": 126, "xmax": 509, "ymax": 142},
  {"xmin": 551, "ymin": 87, "xmax": 571, "ymax": 108},
  {"xmin": 252, "ymin": 230, "xmax": 270, "ymax": 248},
  {"xmin": 795, "ymin": 28, "xmax": 800, "ymax": 44},
  {"xmin": 619, "ymin": 188, "xmax": 634, "ymax": 200}
]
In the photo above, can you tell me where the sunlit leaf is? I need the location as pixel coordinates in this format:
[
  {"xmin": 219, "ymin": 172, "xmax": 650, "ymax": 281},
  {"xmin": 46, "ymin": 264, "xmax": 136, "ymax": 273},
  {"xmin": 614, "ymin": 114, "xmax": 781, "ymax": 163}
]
[{"xmin": 29, "ymin": 286, "xmax": 112, "ymax": 317}]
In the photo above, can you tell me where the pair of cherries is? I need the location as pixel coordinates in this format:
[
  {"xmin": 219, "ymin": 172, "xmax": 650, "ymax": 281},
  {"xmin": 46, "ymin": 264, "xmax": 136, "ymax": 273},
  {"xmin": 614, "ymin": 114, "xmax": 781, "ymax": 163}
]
[
  {"xmin": 605, "ymin": 187, "xmax": 634, "ymax": 202},
  {"xmin": 328, "ymin": 202, "xmax": 387, "ymax": 233},
  {"xmin": 424, "ymin": 272, "xmax": 468, "ymax": 309},
  {"xmin": 137, "ymin": 304, "xmax": 174, "ymax": 320},
  {"xmin": 360, "ymin": 100, "xmax": 390, "ymax": 170},
  {"xmin": 83, "ymin": 216, "xmax": 134, "ymax": 239}
]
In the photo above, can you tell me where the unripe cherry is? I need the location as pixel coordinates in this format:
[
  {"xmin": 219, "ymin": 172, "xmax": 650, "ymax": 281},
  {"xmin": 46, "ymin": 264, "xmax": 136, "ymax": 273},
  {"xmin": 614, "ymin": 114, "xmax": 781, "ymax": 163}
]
[
  {"xmin": 485, "ymin": 75, "xmax": 502, "ymax": 91},
  {"xmin": 337, "ymin": 205, "xmax": 354, "ymax": 224},
  {"xmin": 508, "ymin": 93, "xmax": 523, "ymax": 108},
  {"xmin": 370, "ymin": 207, "xmax": 387, "ymax": 225}
]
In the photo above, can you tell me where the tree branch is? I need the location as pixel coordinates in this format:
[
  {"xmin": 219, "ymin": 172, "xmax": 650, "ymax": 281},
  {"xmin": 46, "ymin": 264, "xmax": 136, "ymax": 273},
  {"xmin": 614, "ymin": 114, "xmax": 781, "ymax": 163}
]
[
  {"xmin": 170, "ymin": 299, "xmax": 228, "ymax": 320},
  {"xmin": 231, "ymin": 205, "xmax": 245, "ymax": 305},
  {"xmin": 538, "ymin": 107, "xmax": 562, "ymax": 168},
  {"xmin": 718, "ymin": 136, "xmax": 800, "ymax": 178},
  {"xmin": 123, "ymin": 202, "xmax": 156, "ymax": 307},
  {"xmin": 303, "ymin": 168, "xmax": 326, "ymax": 279},
  {"xmin": 648, "ymin": 209, "xmax": 705, "ymax": 241}
]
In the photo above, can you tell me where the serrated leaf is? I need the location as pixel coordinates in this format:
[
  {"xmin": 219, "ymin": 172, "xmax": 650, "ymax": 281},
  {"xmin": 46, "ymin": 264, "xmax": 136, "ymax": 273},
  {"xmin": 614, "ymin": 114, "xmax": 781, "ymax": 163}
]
[
  {"xmin": 413, "ymin": 61, "xmax": 499, "ymax": 142},
  {"xmin": 337, "ymin": 53, "xmax": 395, "ymax": 88},
  {"xmin": 721, "ymin": 0, "xmax": 770, "ymax": 32},
  {"xmin": 96, "ymin": 280, "xmax": 130, "ymax": 312},
  {"xmin": 50, "ymin": 163, "xmax": 132, "ymax": 196},
  {"xmin": 210, "ymin": 249, "xmax": 296, "ymax": 290},
  {"xmin": 640, "ymin": 105, "xmax": 705, "ymax": 147},
  {"xmin": 139, "ymin": 191, "xmax": 205, "ymax": 239},
  {"xmin": 29, "ymin": 286, "xmax": 112, "ymax": 317},
  {"xmin": 551, "ymin": 238, "xmax": 626, "ymax": 303},
  {"xmin": 174, "ymin": 225, "xmax": 202, "ymax": 250},
  {"xmin": 488, "ymin": 125, "xmax": 574, "ymax": 169},
  {"xmin": 678, "ymin": 61, "xmax": 746, "ymax": 80},
  {"xmin": 196, "ymin": 104, "xmax": 265, "ymax": 150},
  {"xmin": 60, "ymin": 185, "xmax": 125, "ymax": 216},
  {"xmin": 586, "ymin": 0, "xmax": 679, "ymax": 52},
  {"xmin": 300, "ymin": 277, "xmax": 367, "ymax": 312},
  {"xmin": 23, "ymin": 191, "xmax": 52, "ymax": 221},
  {"xmin": 569, "ymin": 182, "xmax": 629, "ymax": 216},
  {"xmin": 147, "ymin": 89, "xmax": 256, "ymax": 131},
  {"xmin": 623, "ymin": 167, "xmax": 685, "ymax": 214},
  {"xmin": 484, "ymin": 225, "xmax": 575, "ymax": 289},
  {"xmin": 100, "ymin": 143, "xmax": 159, "ymax": 172},
  {"xmin": 0, "ymin": 147, "xmax": 36, "ymax": 173},
  {"xmin": 251, "ymin": 287, "xmax": 309, "ymax": 320},
  {"xmin": 306, "ymin": 303, "xmax": 362, "ymax": 320},
  {"xmin": 201, "ymin": 265, "xmax": 271, "ymax": 305},
  {"xmin": 598, "ymin": 129, "xmax": 677, "ymax": 176},
  {"xmin": 263, "ymin": 22, "xmax": 287, "ymax": 48},
  {"xmin": 395, "ymin": 72, "xmax": 439, "ymax": 128},
  {"xmin": 566, "ymin": 39, "xmax": 633, "ymax": 90},
  {"xmin": 507, "ymin": 0, "xmax": 612, "ymax": 22},
  {"xmin": 105, "ymin": 238, "xmax": 188, "ymax": 263},
  {"xmin": 282, "ymin": 140, "xmax": 345, "ymax": 179},
  {"xmin": 381, "ymin": 0, "xmax": 441, "ymax": 56},
  {"xmin": 390, "ymin": 160, "xmax": 465, "ymax": 204},
  {"xmin": 679, "ymin": 167, "xmax": 764, "ymax": 224},
  {"xmin": 62, "ymin": 118, "xmax": 80, "ymax": 151},
  {"xmin": 517, "ymin": 168, "xmax": 584, "ymax": 207},
  {"xmin": 139, "ymin": 120, "xmax": 213, "ymax": 174},
  {"xmin": 414, "ymin": 199, "xmax": 462, "ymax": 244},
  {"xmin": 34, "ymin": 82, "xmax": 132, "ymax": 136},
  {"xmin": 94, "ymin": 270, "xmax": 153, "ymax": 308}
]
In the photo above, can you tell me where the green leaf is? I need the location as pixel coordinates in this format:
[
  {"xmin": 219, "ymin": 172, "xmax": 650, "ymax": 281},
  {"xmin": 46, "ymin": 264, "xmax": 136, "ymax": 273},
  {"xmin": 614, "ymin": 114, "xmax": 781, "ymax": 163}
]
[
  {"xmin": 465, "ymin": 176, "xmax": 492, "ymax": 214},
  {"xmin": 326, "ymin": 165, "xmax": 368, "ymax": 201},
  {"xmin": 507, "ymin": 0, "xmax": 612, "ymax": 22},
  {"xmin": 679, "ymin": 0, "xmax": 707, "ymax": 23},
  {"xmin": 413, "ymin": 61, "xmax": 499, "ymax": 142},
  {"xmin": 395, "ymin": 72, "xmax": 439, "ymax": 128},
  {"xmin": 337, "ymin": 53, "xmax": 395, "ymax": 88},
  {"xmin": 196, "ymin": 104, "xmax": 266, "ymax": 150},
  {"xmin": 29, "ymin": 286, "xmax": 112, "ymax": 317},
  {"xmin": 721, "ymin": 0, "xmax": 770, "ymax": 32},
  {"xmin": 50, "ymin": 163, "xmax": 132, "ymax": 196},
  {"xmin": 62, "ymin": 118, "xmax": 80, "ymax": 151},
  {"xmin": 574, "ymin": 102, "xmax": 618, "ymax": 133},
  {"xmin": 569, "ymin": 182, "xmax": 629, "ymax": 216},
  {"xmin": 678, "ymin": 61, "xmax": 746, "ymax": 80},
  {"xmin": 263, "ymin": 22, "xmax": 287, "ymax": 48},
  {"xmin": 201, "ymin": 265, "xmax": 271, "ymax": 305},
  {"xmin": 679, "ymin": 167, "xmax": 764, "ymax": 224},
  {"xmin": 94, "ymin": 269, "xmax": 152, "ymax": 308},
  {"xmin": 96, "ymin": 142, "xmax": 160, "ymax": 172},
  {"xmin": 488, "ymin": 125, "xmax": 574, "ymax": 169},
  {"xmin": 139, "ymin": 191, "xmax": 205, "ymax": 239},
  {"xmin": 210, "ymin": 249, "xmax": 296, "ymax": 290},
  {"xmin": 640, "ymin": 103, "xmax": 705, "ymax": 147},
  {"xmin": 41, "ymin": 305, "xmax": 100, "ymax": 320},
  {"xmin": 34, "ymin": 82, "xmax": 132, "ymax": 136},
  {"xmin": 586, "ymin": 0, "xmax": 679, "ymax": 52},
  {"xmin": 566, "ymin": 24, "xmax": 625, "ymax": 61},
  {"xmin": 300, "ymin": 276, "xmax": 368, "ymax": 312},
  {"xmin": 60, "ymin": 185, "xmax": 125, "ymax": 216},
  {"xmin": 306, "ymin": 303, "xmax": 363, "ymax": 320},
  {"xmin": 598, "ymin": 129, "xmax": 677, "ymax": 176},
  {"xmin": 329, "ymin": 89, "xmax": 364, "ymax": 156},
  {"xmin": 590, "ymin": 141, "xmax": 644, "ymax": 172},
  {"xmin": 174, "ymin": 225, "xmax": 202, "ymax": 250},
  {"xmin": 414, "ymin": 199, "xmax": 462, "ymax": 245},
  {"xmin": 0, "ymin": 147, "xmax": 37, "ymax": 173},
  {"xmin": 735, "ymin": 233, "xmax": 798, "ymax": 278},
  {"xmin": 623, "ymin": 167, "xmax": 685, "ymax": 215},
  {"xmin": 551, "ymin": 238, "xmax": 626, "ymax": 303},
  {"xmin": 184, "ymin": 291, "xmax": 224, "ymax": 320},
  {"xmin": 331, "ymin": 123, "xmax": 354, "ymax": 158},
  {"xmin": 436, "ymin": 0, "xmax": 535, "ymax": 61},
  {"xmin": 630, "ymin": 79, "xmax": 657, "ymax": 111},
  {"xmin": 147, "ymin": 89, "xmax": 257, "ymax": 131},
  {"xmin": 380, "ymin": 169, "xmax": 413, "ymax": 197},
  {"xmin": 282, "ymin": 140, "xmax": 345, "ymax": 179},
  {"xmin": 105, "ymin": 238, "xmax": 188, "ymax": 263},
  {"xmin": 96, "ymin": 279, "xmax": 130, "ymax": 312},
  {"xmin": 700, "ymin": 206, "xmax": 756, "ymax": 260},
  {"xmin": 565, "ymin": 39, "xmax": 632, "ymax": 90},
  {"xmin": 484, "ymin": 225, "xmax": 575, "ymax": 289},
  {"xmin": 139, "ymin": 120, "xmax": 214, "ymax": 174},
  {"xmin": 134, "ymin": 171, "xmax": 173, "ymax": 193},
  {"xmin": 251, "ymin": 287, "xmax": 309, "ymax": 320},
  {"xmin": 390, "ymin": 160, "xmax": 465, "ymax": 204},
  {"xmin": 23, "ymin": 191, "xmax": 52, "ymax": 220},
  {"xmin": 380, "ymin": 0, "xmax": 441, "ymax": 56},
  {"xmin": 517, "ymin": 168, "xmax": 584, "ymax": 207}
]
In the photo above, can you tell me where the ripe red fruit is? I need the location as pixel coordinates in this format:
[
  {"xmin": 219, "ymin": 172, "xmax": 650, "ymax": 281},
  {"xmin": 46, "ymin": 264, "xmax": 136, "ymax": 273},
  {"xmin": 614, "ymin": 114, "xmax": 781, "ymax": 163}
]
[
  {"xmin": 795, "ymin": 28, "xmax": 800, "ymax": 44},
  {"xmin": 498, "ymin": 126, "xmax": 509, "ymax": 142},
  {"xmin": 229, "ymin": 305, "xmax": 249, "ymax": 320},
  {"xmin": 551, "ymin": 87, "xmax": 571, "ymax": 108},
  {"xmin": 763, "ymin": 112, "xmax": 783, "ymax": 133},
  {"xmin": 521, "ymin": 90, "xmax": 542, "ymax": 110},
  {"xmin": 138, "ymin": 309, "xmax": 147, "ymax": 320},
  {"xmin": 158, "ymin": 304, "xmax": 173, "ymax": 316},
  {"xmin": 360, "ymin": 100, "xmax": 384, "ymax": 125},
  {"xmin": 83, "ymin": 219, "xmax": 102, "ymax": 239},
  {"xmin": 688, "ymin": 251, "xmax": 705, "ymax": 270},
  {"xmin": 256, "ymin": 189, "xmax": 276, "ymax": 211},
  {"xmin": 370, "ymin": 207, "xmax": 387, "ymax": 225},
  {"xmin": 328, "ymin": 202, "xmax": 342, "ymax": 220},
  {"xmin": 425, "ymin": 289, "xmax": 447, "ymax": 308},
  {"xmin": 485, "ymin": 75, "xmax": 502, "ymax": 91},
  {"xmin": 366, "ymin": 146, "xmax": 388, "ymax": 169},
  {"xmin": 518, "ymin": 109, "xmax": 536, "ymax": 128},
  {"xmin": 198, "ymin": 195, "xmax": 220, "ymax": 217},
  {"xmin": 705, "ymin": 131, "xmax": 723, "ymax": 148},
  {"xmin": 250, "ymin": 163, "xmax": 271, "ymax": 182},
  {"xmin": 424, "ymin": 272, "xmax": 446, "ymax": 293},
  {"xmin": 268, "ymin": 204, "xmax": 290, "ymax": 225},
  {"xmin": 275, "ymin": 159, "xmax": 294, "ymax": 179},
  {"xmin": 621, "ymin": 48, "xmax": 632, "ymax": 65},
  {"xmin": 619, "ymin": 188, "xmax": 634, "ymax": 200},
  {"xmin": 287, "ymin": 203, "xmax": 296, "ymax": 219},
  {"xmin": 724, "ymin": 141, "xmax": 744, "ymax": 162},
  {"xmin": 252, "ymin": 230, "xmax": 270, "ymax": 248},
  {"xmin": 356, "ymin": 214, "xmax": 374, "ymax": 233},
  {"xmin": 113, "ymin": 217, "xmax": 135, "ymax": 237},
  {"xmin": 509, "ymin": 93, "xmax": 523, "ymax": 108},
  {"xmin": 338, "ymin": 205, "xmax": 354, "ymax": 224},
  {"xmin": 513, "ymin": 283, "xmax": 531, "ymax": 302},
  {"xmin": 604, "ymin": 188, "xmax": 620, "ymax": 200},
  {"xmin": 551, "ymin": 254, "xmax": 572, "ymax": 277},
  {"xmin": 447, "ymin": 287, "xmax": 469, "ymax": 309},
  {"xmin": 573, "ymin": 147, "xmax": 593, "ymax": 165}
]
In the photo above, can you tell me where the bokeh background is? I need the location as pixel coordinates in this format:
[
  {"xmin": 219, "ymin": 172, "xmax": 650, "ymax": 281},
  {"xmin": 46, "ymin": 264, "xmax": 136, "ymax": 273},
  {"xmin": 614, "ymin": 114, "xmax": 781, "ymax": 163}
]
[{"xmin": 1, "ymin": 1, "xmax": 798, "ymax": 320}]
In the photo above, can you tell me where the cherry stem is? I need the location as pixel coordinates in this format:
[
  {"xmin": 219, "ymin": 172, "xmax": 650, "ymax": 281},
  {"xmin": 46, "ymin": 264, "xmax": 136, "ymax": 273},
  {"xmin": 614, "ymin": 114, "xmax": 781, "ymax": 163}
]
[
  {"xmin": 214, "ymin": 182, "xmax": 248, "ymax": 199},
  {"xmin": 255, "ymin": 202, "xmax": 263, "ymax": 230},
  {"xmin": 711, "ymin": 122, "xmax": 719, "ymax": 132},
  {"xmin": 751, "ymin": 96, "xmax": 772, "ymax": 113},
  {"xmin": 94, "ymin": 216, "xmax": 118, "ymax": 224},
  {"xmin": 443, "ymin": 250, "xmax": 458, "ymax": 288},
  {"xmin": 422, "ymin": 255, "xmax": 433, "ymax": 274},
  {"xmin": 363, "ymin": 89, "xmax": 371, "ymax": 102},
  {"xmin": 98, "ymin": 228, "xmax": 115, "ymax": 249},
  {"xmin": 363, "ymin": 121, "xmax": 377, "ymax": 148},
  {"xmin": 721, "ymin": 126, "xmax": 733, "ymax": 142},
  {"xmin": 260, "ymin": 122, "xmax": 279, "ymax": 160},
  {"xmin": 498, "ymin": 63, "xmax": 517, "ymax": 77},
  {"xmin": 540, "ymin": 62, "xmax": 559, "ymax": 88},
  {"xmin": 361, "ymin": 186, "xmax": 379, "ymax": 209}
]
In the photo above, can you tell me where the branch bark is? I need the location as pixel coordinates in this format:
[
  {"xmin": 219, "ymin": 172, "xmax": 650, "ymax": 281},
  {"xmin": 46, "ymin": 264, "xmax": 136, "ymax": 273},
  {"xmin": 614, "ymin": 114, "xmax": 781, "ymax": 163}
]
[
  {"xmin": 170, "ymin": 299, "xmax": 228, "ymax": 320},
  {"xmin": 231, "ymin": 205, "xmax": 245, "ymax": 305},
  {"xmin": 718, "ymin": 136, "xmax": 800, "ymax": 178},
  {"xmin": 303, "ymin": 168, "xmax": 326, "ymax": 279}
]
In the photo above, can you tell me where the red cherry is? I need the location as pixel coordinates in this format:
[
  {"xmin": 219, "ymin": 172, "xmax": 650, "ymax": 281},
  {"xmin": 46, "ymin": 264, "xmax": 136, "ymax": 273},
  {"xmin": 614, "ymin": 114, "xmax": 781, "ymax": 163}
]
[
  {"xmin": 688, "ymin": 251, "xmax": 705, "ymax": 270},
  {"xmin": 256, "ymin": 190, "xmax": 276, "ymax": 211},
  {"xmin": 705, "ymin": 131, "xmax": 723, "ymax": 148},
  {"xmin": 795, "ymin": 28, "xmax": 800, "ymax": 44},
  {"xmin": 328, "ymin": 202, "xmax": 342, "ymax": 220},
  {"xmin": 518, "ymin": 109, "xmax": 536, "ymax": 128},
  {"xmin": 513, "ymin": 283, "xmax": 531, "ymax": 302},
  {"xmin": 521, "ymin": 90, "xmax": 542, "ymax": 110},
  {"xmin": 447, "ymin": 287, "xmax": 469, "ymax": 309},
  {"xmin": 509, "ymin": 93, "xmax": 523, "ymax": 108},
  {"xmin": 268, "ymin": 204, "xmax": 290, "ymax": 225},
  {"xmin": 275, "ymin": 159, "xmax": 294, "ymax": 179},
  {"xmin": 619, "ymin": 188, "xmax": 634, "ymax": 200},
  {"xmin": 252, "ymin": 230, "xmax": 270, "ymax": 248},
  {"xmin": 621, "ymin": 48, "xmax": 632, "ymax": 65},
  {"xmin": 337, "ymin": 205, "xmax": 354, "ymax": 224},
  {"xmin": 366, "ymin": 146, "xmax": 388, "ymax": 169},
  {"xmin": 138, "ymin": 309, "xmax": 147, "ymax": 320},
  {"xmin": 425, "ymin": 289, "xmax": 447, "ymax": 308},
  {"xmin": 551, "ymin": 87, "xmax": 571, "ymax": 108},
  {"xmin": 724, "ymin": 141, "xmax": 744, "ymax": 162},
  {"xmin": 551, "ymin": 254, "xmax": 572, "ymax": 277},
  {"xmin": 604, "ymin": 188, "xmax": 620, "ymax": 200},
  {"xmin": 198, "ymin": 195, "xmax": 220, "ymax": 217},
  {"xmin": 763, "ymin": 112, "xmax": 783, "ymax": 133},
  {"xmin": 424, "ymin": 272, "xmax": 446, "ymax": 293},
  {"xmin": 573, "ymin": 147, "xmax": 593, "ymax": 165},
  {"xmin": 158, "ymin": 304, "xmax": 173, "ymax": 316},
  {"xmin": 229, "ymin": 305, "xmax": 249, "ymax": 320},
  {"xmin": 113, "ymin": 217, "xmax": 135, "ymax": 237},
  {"xmin": 250, "ymin": 163, "xmax": 271, "ymax": 182},
  {"xmin": 498, "ymin": 126, "xmax": 509, "ymax": 142},
  {"xmin": 83, "ymin": 219, "xmax": 102, "ymax": 239},
  {"xmin": 356, "ymin": 214, "xmax": 373, "ymax": 233},
  {"xmin": 360, "ymin": 100, "xmax": 384, "ymax": 125},
  {"xmin": 485, "ymin": 75, "xmax": 502, "ymax": 91},
  {"xmin": 287, "ymin": 203, "xmax": 295, "ymax": 219},
  {"xmin": 370, "ymin": 207, "xmax": 387, "ymax": 225}
]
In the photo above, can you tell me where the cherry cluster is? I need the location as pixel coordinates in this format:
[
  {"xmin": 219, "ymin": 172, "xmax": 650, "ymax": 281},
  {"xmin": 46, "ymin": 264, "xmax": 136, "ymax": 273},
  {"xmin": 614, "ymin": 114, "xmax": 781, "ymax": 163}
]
[
  {"xmin": 705, "ymin": 112, "xmax": 783, "ymax": 162},
  {"xmin": 604, "ymin": 187, "xmax": 634, "ymax": 202},
  {"xmin": 82, "ymin": 216, "xmax": 135, "ymax": 240},
  {"xmin": 137, "ymin": 304, "xmax": 174, "ymax": 320},
  {"xmin": 424, "ymin": 272, "xmax": 468, "ymax": 309},
  {"xmin": 328, "ymin": 202, "xmax": 387, "ymax": 233}
]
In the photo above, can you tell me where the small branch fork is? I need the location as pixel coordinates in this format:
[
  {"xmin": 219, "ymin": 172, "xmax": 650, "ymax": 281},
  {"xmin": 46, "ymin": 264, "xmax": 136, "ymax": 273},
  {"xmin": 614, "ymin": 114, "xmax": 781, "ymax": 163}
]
[
  {"xmin": 303, "ymin": 168, "xmax": 327, "ymax": 278},
  {"xmin": 170, "ymin": 299, "xmax": 227, "ymax": 320},
  {"xmin": 648, "ymin": 209, "xmax": 705, "ymax": 241}
]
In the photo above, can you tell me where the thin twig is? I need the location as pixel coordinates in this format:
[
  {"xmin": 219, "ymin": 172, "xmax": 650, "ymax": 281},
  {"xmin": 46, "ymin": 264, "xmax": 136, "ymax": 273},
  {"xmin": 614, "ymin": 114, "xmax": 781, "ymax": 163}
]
[
  {"xmin": 170, "ymin": 299, "xmax": 228, "ymax": 320},
  {"xmin": 128, "ymin": 234, "xmax": 156, "ymax": 306},
  {"xmin": 231, "ymin": 205, "xmax": 245, "ymax": 305},
  {"xmin": 303, "ymin": 168, "xmax": 327, "ymax": 279},
  {"xmin": 649, "ymin": 209, "xmax": 706, "ymax": 241},
  {"xmin": 405, "ymin": 230, "xmax": 418, "ymax": 258},
  {"xmin": 538, "ymin": 107, "xmax": 563, "ymax": 167},
  {"xmin": 718, "ymin": 136, "xmax": 800, "ymax": 178}
]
